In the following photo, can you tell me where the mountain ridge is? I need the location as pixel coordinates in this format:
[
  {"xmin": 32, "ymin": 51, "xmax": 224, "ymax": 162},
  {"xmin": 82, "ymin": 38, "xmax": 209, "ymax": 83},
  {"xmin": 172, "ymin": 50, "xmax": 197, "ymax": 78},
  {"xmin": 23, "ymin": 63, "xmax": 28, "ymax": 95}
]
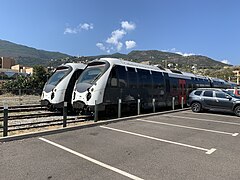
[
  {"xmin": 0, "ymin": 39, "xmax": 230, "ymax": 68},
  {"xmin": 0, "ymin": 39, "xmax": 69, "ymax": 66}
]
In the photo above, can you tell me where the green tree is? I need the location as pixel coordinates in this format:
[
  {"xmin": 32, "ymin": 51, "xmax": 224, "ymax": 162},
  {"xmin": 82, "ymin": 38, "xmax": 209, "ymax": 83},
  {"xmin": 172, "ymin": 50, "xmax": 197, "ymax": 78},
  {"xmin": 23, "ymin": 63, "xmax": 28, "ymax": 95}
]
[{"xmin": 2, "ymin": 65, "xmax": 48, "ymax": 95}]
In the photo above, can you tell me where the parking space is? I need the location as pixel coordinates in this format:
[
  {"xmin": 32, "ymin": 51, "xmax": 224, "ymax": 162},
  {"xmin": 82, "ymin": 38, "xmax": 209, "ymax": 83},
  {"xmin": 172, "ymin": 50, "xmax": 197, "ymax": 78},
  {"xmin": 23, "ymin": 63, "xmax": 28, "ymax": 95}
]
[{"xmin": 1, "ymin": 110, "xmax": 240, "ymax": 179}]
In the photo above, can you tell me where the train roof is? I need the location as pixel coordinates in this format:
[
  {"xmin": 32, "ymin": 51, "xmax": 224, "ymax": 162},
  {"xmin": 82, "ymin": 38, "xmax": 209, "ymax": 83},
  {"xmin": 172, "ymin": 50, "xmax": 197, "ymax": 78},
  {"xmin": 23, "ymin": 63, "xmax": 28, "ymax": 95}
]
[
  {"xmin": 96, "ymin": 58, "xmax": 196, "ymax": 80},
  {"xmin": 93, "ymin": 58, "xmax": 232, "ymax": 83},
  {"xmin": 59, "ymin": 62, "xmax": 86, "ymax": 69}
]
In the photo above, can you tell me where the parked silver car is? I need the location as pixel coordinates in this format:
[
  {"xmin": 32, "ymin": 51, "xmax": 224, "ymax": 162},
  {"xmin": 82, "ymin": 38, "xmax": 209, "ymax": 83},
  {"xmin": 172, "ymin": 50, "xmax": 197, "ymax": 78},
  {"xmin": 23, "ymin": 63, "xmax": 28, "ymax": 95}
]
[{"xmin": 188, "ymin": 88, "xmax": 240, "ymax": 117}]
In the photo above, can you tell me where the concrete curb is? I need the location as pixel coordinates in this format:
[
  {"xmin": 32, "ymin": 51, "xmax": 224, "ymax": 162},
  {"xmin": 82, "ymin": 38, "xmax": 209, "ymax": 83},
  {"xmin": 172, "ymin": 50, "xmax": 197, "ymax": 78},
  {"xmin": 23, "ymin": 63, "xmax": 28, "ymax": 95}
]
[{"xmin": 0, "ymin": 108, "xmax": 190, "ymax": 142}]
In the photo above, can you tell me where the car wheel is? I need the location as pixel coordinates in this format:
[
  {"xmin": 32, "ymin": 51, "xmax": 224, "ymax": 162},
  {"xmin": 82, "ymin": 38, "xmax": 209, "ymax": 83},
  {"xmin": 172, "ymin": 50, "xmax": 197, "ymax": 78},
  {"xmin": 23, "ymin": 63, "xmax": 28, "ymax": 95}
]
[
  {"xmin": 234, "ymin": 105, "xmax": 240, "ymax": 117},
  {"xmin": 191, "ymin": 102, "xmax": 202, "ymax": 113}
]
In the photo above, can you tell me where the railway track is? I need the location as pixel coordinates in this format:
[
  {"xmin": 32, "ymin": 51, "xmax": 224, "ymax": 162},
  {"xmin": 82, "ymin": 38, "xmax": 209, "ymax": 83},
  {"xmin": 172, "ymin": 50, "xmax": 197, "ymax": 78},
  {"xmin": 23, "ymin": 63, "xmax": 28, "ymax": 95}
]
[
  {"xmin": 0, "ymin": 105, "xmax": 93, "ymax": 134},
  {"xmin": 0, "ymin": 104, "xmax": 47, "ymax": 113}
]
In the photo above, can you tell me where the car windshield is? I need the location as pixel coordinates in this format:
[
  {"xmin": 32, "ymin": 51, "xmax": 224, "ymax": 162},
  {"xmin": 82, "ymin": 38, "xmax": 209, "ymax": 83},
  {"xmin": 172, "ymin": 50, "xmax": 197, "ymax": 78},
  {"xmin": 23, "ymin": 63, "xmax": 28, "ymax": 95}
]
[
  {"xmin": 47, "ymin": 66, "xmax": 71, "ymax": 86},
  {"xmin": 76, "ymin": 62, "xmax": 107, "ymax": 84}
]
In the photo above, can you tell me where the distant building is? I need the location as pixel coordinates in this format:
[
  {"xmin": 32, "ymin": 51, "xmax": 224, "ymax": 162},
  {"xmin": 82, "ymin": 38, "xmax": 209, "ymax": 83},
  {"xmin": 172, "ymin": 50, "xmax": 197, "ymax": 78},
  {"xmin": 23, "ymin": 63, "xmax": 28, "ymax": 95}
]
[
  {"xmin": 0, "ymin": 57, "xmax": 15, "ymax": 69},
  {"xmin": 11, "ymin": 64, "xmax": 33, "ymax": 74},
  {"xmin": 140, "ymin": 61, "xmax": 150, "ymax": 65},
  {"xmin": 233, "ymin": 70, "xmax": 240, "ymax": 85}
]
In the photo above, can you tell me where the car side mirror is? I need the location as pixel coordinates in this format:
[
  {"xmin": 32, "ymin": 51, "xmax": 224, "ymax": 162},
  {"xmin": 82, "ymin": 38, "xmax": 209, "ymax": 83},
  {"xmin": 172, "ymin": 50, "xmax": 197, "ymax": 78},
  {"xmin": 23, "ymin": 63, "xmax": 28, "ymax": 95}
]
[{"xmin": 226, "ymin": 95, "xmax": 232, "ymax": 100}]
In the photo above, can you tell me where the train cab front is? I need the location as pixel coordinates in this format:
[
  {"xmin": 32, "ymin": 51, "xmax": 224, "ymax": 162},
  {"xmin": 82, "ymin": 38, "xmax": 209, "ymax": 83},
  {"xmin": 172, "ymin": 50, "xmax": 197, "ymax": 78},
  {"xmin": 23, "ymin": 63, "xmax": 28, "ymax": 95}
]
[{"xmin": 72, "ymin": 60, "xmax": 110, "ymax": 114}]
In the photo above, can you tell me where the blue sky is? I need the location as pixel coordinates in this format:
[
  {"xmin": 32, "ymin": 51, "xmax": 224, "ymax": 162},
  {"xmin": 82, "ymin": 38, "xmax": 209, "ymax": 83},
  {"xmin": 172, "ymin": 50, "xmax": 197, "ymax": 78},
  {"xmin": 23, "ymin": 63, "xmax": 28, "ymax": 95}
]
[{"xmin": 0, "ymin": 0, "xmax": 240, "ymax": 65}]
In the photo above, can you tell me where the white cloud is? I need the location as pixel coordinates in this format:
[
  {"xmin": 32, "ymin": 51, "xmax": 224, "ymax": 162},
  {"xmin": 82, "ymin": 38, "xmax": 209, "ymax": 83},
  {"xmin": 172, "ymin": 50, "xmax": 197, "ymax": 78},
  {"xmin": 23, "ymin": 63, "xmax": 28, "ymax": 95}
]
[
  {"xmin": 97, "ymin": 20, "xmax": 136, "ymax": 52},
  {"xmin": 221, "ymin": 60, "xmax": 231, "ymax": 64},
  {"xmin": 106, "ymin": 29, "xmax": 126, "ymax": 45},
  {"xmin": 162, "ymin": 48, "xmax": 196, "ymax": 57},
  {"xmin": 64, "ymin": 27, "xmax": 78, "ymax": 34},
  {"xmin": 125, "ymin": 40, "xmax": 136, "ymax": 49},
  {"xmin": 96, "ymin": 43, "xmax": 106, "ymax": 51},
  {"xmin": 116, "ymin": 42, "xmax": 123, "ymax": 51},
  {"xmin": 79, "ymin": 23, "xmax": 93, "ymax": 30},
  {"xmin": 121, "ymin": 21, "xmax": 136, "ymax": 31},
  {"xmin": 175, "ymin": 51, "xmax": 195, "ymax": 57},
  {"xmin": 64, "ymin": 23, "xmax": 93, "ymax": 34}
]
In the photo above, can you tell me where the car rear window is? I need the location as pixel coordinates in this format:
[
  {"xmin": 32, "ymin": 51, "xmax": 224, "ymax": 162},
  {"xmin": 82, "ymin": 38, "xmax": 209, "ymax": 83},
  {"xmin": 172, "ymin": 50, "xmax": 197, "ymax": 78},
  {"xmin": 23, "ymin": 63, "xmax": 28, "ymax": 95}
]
[
  {"xmin": 194, "ymin": 90, "xmax": 202, "ymax": 96},
  {"xmin": 203, "ymin": 91, "xmax": 213, "ymax": 97}
]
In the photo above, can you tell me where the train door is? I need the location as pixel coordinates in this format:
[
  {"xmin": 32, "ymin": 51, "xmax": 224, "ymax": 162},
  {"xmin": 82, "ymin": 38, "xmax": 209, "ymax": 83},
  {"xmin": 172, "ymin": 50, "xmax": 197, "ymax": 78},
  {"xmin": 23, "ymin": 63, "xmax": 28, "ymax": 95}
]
[
  {"xmin": 164, "ymin": 73, "xmax": 171, "ymax": 106},
  {"xmin": 178, "ymin": 79, "xmax": 186, "ymax": 105},
  {"xmin": 104, "ymin": 65, "xmax": 120, "ymax": 106}
]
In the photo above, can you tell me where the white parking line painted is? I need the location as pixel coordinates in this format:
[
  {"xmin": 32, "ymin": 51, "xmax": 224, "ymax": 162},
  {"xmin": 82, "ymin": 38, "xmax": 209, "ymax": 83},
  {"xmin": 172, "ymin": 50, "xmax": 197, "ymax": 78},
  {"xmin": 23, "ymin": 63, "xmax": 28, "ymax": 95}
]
[
  {"xmin": 39, "ymin": 137, "xmax": 144, "ymax": 180},
  {"xmin": 179, "ymin": 111, "xmax": 239, "ymax": 118},
  {"xmin": 100, "ymin": 126, "xmax": 216, "ymax": 155},
  {"xmin": 163, "ymin": 114, "xmax": 240, "ymax": 126},
  {"xmin": 137, "ymin": 119, "xmax": 238, "ymax": 137}
]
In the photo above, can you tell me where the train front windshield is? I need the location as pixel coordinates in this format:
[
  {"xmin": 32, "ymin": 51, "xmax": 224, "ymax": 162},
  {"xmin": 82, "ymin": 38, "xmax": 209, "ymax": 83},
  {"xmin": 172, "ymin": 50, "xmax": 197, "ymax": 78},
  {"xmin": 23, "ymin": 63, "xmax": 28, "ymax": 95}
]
[
  {"xmin": 47, "ymin": 66, "xmax": 71, "ymax": 86},
  {"xmin": 77, "ymin": 62, "xmax": 107, "ymax": 84},
  {"xmin": 44, "ymin": 66, "xmax": 72, "ymax": 92},
  {"xmin": 75, "ymin": 62, "xmax": 108, "ymax": 92}
]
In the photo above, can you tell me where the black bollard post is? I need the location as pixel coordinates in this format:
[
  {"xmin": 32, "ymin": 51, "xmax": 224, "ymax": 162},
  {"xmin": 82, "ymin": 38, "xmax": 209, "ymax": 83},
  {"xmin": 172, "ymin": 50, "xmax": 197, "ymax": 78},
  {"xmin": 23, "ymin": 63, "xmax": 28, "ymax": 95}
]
[
  {"xmin": 137, "ymin": 99, "xmax": 140, "ymax": 115},
  {"xmin": 118, "ymin": 99, "xmax": 121, "ymax": 118},
  {"xmin": 94, "ymin": 100, "xmax": 98, "ymax": 122},
  {"xmin": 3, "ymin": 104, "xmax": 8, "ymax": 137},
  {"xmin": 63, "ymin": 102, "xmax": 67, "ymax": 127},
  {"xmin": 181, "ymin": 96, "xmax": 184, "ymax": 109},
  {"xmin": 172, "ymin": 97, "xmax": 175, "ymax": 110},
  {"xmin": 152, "ymin": 98, "xmax": 155, "ymax": 113}
]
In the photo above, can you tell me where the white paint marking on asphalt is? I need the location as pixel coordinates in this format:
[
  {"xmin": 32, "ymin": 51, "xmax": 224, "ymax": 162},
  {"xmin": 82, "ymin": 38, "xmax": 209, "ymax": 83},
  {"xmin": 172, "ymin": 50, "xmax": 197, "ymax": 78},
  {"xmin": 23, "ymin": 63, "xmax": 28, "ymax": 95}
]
[
  {"xmin": 100, "ymin": 126, "xmax": 216, "ymax": 155},
  {"xmin": 179, "ymin": 111, "xmax": 240, "ymax": 119},
  {"xmin": 137, "ymin": 118, "xmax": 238, "ymax": 137},
  {"xmin": 163, "ymin": 114, "xmax": 240, "ymax": 126},
  {"xmin": 232, "ymin": 133, "xmax": 239, "ymax": 137},
  {"xmin": 39, "ymin": 137, "xmax": 144, "ymax": 180},
  {"xmin": 206, "ymin": 148, "xmax": 217, "ymax": 155}
]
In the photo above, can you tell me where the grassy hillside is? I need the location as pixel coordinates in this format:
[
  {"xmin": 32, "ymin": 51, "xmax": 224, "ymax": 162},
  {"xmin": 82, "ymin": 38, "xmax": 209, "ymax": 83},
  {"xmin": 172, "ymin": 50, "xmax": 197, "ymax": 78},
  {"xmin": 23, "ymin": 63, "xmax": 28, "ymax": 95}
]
[{"xmin": 0, "ymin": 39, "xmax": 70, "ymax": 66}]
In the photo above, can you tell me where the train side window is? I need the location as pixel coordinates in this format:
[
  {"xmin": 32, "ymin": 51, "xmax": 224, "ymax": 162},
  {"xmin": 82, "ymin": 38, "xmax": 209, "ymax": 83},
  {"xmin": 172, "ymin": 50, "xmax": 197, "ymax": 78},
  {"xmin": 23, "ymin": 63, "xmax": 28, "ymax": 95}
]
[
  {"xmin": 127, "ymin": 67, "xmax": 138, "ymax": 88},
  {"xmin": 152, "ymin": 71, "xmax": 164, "ymax": 89},
  {"xmin": 107, "ymin": 66, "xmax": 118, "ymax": 87},
  {"xmin": 237, "ymin": 90, "xmax": 240, "ymax": 95},
  {"xmin": 169, "ymin": 77, "xmax": 178, "ymax": 92},
  {"xmin": 116, "ymin": 65, "xmax": 127, "ymax": 88},
  {"xmin": 138, "ymin": 69, "xmax": 152, "ymax": 88}
]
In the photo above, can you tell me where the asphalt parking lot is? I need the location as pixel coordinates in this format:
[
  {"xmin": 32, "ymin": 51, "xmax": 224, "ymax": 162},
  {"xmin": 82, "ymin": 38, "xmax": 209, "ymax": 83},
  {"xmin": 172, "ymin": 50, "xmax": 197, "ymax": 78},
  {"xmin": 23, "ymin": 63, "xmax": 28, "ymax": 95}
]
[{"xmin": 1, "ymin": 110, "xmax": 240, "ymax": 180}]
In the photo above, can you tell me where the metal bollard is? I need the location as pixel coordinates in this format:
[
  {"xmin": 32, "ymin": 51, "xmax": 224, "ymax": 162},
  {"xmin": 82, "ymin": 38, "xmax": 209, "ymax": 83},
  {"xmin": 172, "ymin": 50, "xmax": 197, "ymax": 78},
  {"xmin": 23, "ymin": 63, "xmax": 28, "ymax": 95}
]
[
  {"xmin": 94, "ymin": 100, "xmax": 98, "ymax": 122},
  {"xmin": 63, "ymin": 102, "xmax": 67, "ymax": 127},
  {"xmin": 118, "ymin": 99, "xmax": 121, "ymax": 118},
  {"xmin": 172, "ymin": 97, "xmax": 175, "ymax": 110},
  {"xmin": 19, "ymin": 89, "xmax": 22, "ymax": 105},
  {"xmin": 181, "ymin": 96, "xmax": 184, "ymax": 109},
  {"xmin": 3, "ymin": 104, "xmax": 8, "ymax": 137},
  {"xmin": 152, "ymin": 98, "xmax": 156, "ymax": 113},
  {"xmin": 137, "ymin": 99, "xmax": 140, "ymax": 115}
]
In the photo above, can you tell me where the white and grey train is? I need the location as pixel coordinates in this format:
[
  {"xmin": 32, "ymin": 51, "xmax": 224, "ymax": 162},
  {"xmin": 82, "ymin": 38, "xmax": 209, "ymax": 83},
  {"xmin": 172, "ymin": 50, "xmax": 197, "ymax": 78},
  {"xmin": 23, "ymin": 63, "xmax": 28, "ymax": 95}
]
[
  {"xmin": 41, "ymin": 63, "xmax": 86, "ymax": 110},
  {"xmin": 71, "ymin": 58, "xmax": 237, "ymax": 114}
]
